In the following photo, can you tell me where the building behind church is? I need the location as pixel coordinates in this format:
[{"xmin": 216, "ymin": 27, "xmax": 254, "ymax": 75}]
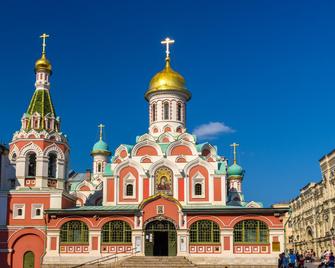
[
  {"xmin": 288, "ymin": 149, "xmax": 335, "ymax": 257},
  {"xmin": 0, "ymin": 35, "xmax": 288, "ymax": 268}
]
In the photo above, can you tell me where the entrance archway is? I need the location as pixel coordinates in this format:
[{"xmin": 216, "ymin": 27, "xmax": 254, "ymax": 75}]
[
  {"xmin": 144, "ymin": 220, "xmax": 177, "ymax": 256},
  {"xmin": 23, "ymin": 251, "xmax": 34, "ymax": 268}
]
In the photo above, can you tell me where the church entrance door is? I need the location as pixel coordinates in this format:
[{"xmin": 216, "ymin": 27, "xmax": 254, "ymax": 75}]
[
  {"xmin": 23, "ymin": 251, "xmax": 34, "ymax": 268},
  {"xmin": 144, "ymin": 220, "xmax": 177, "ymax": 256}
]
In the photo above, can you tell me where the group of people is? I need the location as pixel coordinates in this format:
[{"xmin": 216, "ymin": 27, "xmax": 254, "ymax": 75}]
[
  {"xmin": 278, "ymin": 249, "xmax": 334, "ymax": 267},
  {"xmin": 319, "ymin": 250, "xmax": 335, "ymax": 268}
]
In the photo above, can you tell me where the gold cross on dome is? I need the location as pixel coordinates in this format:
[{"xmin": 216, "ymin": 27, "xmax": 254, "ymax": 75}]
[
  {"xmin": 40, "ymin": 33, "xmax": 49, "ymax": 54},
  {"xmin": 98, "ymin": 123, "xmax": 105, "ymax": 140},
  {"xmin": 230, "ymin": 142, "xmax": 240, "ymax": 164},
  {"xmin": 161, "ymin": 37, "xmax": 175, "ymax": 59}
]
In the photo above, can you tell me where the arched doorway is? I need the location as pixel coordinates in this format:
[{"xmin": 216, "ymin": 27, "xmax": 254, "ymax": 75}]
[
  {"xmin": 23, "ymin": 251, "xmax": 34, "ymax": 268},
  {"xmin": 145, "ymin": 220, "xmax": 177, "ymax": 256}
]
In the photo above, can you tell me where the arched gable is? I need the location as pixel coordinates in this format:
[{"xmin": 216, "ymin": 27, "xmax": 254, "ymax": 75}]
[
  {"xmin": 43, "ymin": 144, "xmax": 65, "ymax": 160},
  {"xmin": 9, "ymin": 144, "xmax": 20, "ymax": 160},
  {"xmin": 131, "ymin": 141, "xmax": 162, "ymax": 157},
  {"xmin": 148, "ymin": 158, "xmax": 180, "ymax": 177},
  {"xmin": 184, "ymin": 158, "xmax": 213, "ymax": 176},
  {"xmin": 137, "ymin": 133, "xmax": 155, "ymax": 143},
  {"xmin": 8, "ymin": 228, "xmax": 45, "ymax": 249},
  {"xmin": 115, "ymin": 145, "xmax": 131, "ymax": 159},
  {"xmin": 140, "ymin": 156, "xmax": 152, "ymax": 163},
  {"xmin": 52, "ymin": 216, "xmax": 94, "ymax": 229},
  {"xmin": 19, "ymin": 142, "xmax": 43, "ymax": 157},
  {"xmin": 113, "ymin": 159, "xmax": 145, "ymax": 177},
  {"xmin": 166, "ymin": 140, "xmax": 197, "ymax": 156},
  {"xmin": 158, "ymin": 132, "xmax": 174, "ymax": 143},
  {"xmin": 177, "ymin": 133, "xmax": 196, "ymax": 143}
]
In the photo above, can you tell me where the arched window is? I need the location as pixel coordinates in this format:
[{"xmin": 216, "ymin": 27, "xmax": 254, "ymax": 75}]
[
  {"xmin": 27, "ymin": 153, "xmax": 36, "ymax": 177},
  {"xmin": 194, "ymin": 183, "xmax": 202, "ymax": 196},
  {"xmin": 152, "ymin": 104, "xmax": 156, "ymax": 122},
  {"xmin": 190, "ymin": 220, "xmax": 220, "ymax": 243},
  {"xmin": 177, "ymin": 103, "xmax": 182, "ymax": 121},
  {"xmin": 48, "ymin": 153, "xmax": 57, "ymax": 178},
  {"xmin": 233, "ymin": 220, "xmax": 269, "ymax": 243},
  {"xmin": 97, "ymin": 162, "xmax": 102, "ymax": 173},
  {"xmin": 164, "ymin": 102, "xmax": 169, "ymax": 120},
  {"xmin": 101, "ymin": 221, "xmax": 132, "ymax": 243},
  {"xmin": 60, "ymin": 221, "xmax": 89, "ymax": 243},
  {"xmin": 11, "ymin": 153, "xmax": 17, "ymax": 165},
  {"xmin": 126, "ymin": 184, "xmax": 133, "ymax": 196}
]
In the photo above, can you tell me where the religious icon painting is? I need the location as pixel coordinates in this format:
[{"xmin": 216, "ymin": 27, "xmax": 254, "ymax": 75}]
[{"xmin": 154, "ymin": 166, "xmax": 173, "ymax": 195}]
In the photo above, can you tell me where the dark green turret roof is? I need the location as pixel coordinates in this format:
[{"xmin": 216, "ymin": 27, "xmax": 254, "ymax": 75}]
[{"xmin": 26, "ymin": 89, "xmax": 56, "ymax": 129}]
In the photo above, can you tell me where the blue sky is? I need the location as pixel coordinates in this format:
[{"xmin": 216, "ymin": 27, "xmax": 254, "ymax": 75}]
[{"xmin": 1, "ymin": 0, "xmax": 335, "ymax": 206}]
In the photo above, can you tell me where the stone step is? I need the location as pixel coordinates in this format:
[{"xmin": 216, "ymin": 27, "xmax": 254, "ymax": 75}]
[{"xmin": 119, "ymin": 256, "xmax": 196, "ymax": 268}]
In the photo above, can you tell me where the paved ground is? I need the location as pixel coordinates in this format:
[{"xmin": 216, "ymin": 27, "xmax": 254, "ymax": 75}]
[{"xmin": 305, "ymin": 262, "xmax": 320, "ymax": 268}]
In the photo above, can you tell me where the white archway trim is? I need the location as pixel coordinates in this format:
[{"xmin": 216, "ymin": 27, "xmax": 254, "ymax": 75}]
[
  {"xmin": 19, "ymin": 142, "xmax": 43, "ymax": 157},
  {"xmin": 115, "ymin": 145, "xmax": 130, "ymax": 158},
  {"xmin": 166, "ymin": 140, "xmax": 197, "ymax": 156},
  {"xmin": 183, "ymin": 158, "xmax": 213, "ymax": 176},
  {"xmin": 137, "ymin": 133, "xmax": 156, "ymax": 143},
  {"xmin": 113, "ymin": 159, "xmax": 146, "ymax": 178},
  {"xmin": 148, "ymin": 158, "xmax": 180, "ymax": 177},
  {"xmin": 177, "ymin": 133, "xmax": 196, "ymax": 143},
  {"xmin": 43, "ymin": 144, "xmax": 65, "ymax": 160},
  {"xmin": 158, "ymin": 132, "xmax": 175, "ymax": 143}
]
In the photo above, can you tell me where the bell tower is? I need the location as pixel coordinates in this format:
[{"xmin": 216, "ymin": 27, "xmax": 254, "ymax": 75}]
[
  {"xmin": 9, "ymin": 33, "xmax": 69, "ymax": 191},
  {"xmin": 145, "ymin": 38, "xmax": 191, "ymax": 137}
]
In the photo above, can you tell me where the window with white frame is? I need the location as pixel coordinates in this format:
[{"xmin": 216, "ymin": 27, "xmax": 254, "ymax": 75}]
[
  {"xmin": 192, "ymin": 173, "xmax": 205, "ymax": 198},
  {"xmin": 13, "ymin": 204, "xmax": 25, "ymax": 219},
  {"xmin": 31, "ymin": 204, "xmax": 44, "ymax": 219},
  {"xmin": 123, "ymin": 173, "xmax": 136, "ymax": 199}
]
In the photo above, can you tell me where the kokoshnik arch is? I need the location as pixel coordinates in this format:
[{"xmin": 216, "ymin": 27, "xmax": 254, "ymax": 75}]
[{"xmin": 0, "ymin": 34, "xmax": 288, "ymax": 267}]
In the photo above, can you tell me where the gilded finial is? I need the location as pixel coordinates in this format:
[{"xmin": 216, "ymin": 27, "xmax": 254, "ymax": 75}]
[
  {"xmin": 40, "ymin": 33, "xmax": 49, "ymax": 55},
  {"xmin": 35, "ymin": 33, "xmax": 52, "ymax": 74},
  {"xmin": 161, "ymin": 37, "xmax": 175, "ymax": 61},
  {"xmin": 98, "ymin": 123, "xmax": 105, "ymax": 141},
  {"xmin": 230, "ymin": 143, "xmax": 240, "ymax": 164}
]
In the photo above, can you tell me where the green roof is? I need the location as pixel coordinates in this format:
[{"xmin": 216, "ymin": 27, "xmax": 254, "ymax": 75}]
[
  {"xmin": 228, "ymin": 163, "xmax": 244, "ymax": 177},
  {"xmin": 104, "ymin": 163, "xmax": 113, "ymax": 176},
  {"xmin": 26, "ymin": 89, "xmax": 56, "ymax": 129},
  {"xmin": 215, "ymin": 161, "xmax": 227, "ymax": 175},
  {"xmin": 92, "ymin": 139, "xmax": 109, "ymax": 152},
  {"xmin": 158, "ymin": 143, "xmax": 169, "ymax": 154}
]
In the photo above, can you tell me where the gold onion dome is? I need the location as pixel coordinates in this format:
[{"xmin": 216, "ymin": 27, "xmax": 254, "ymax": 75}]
[
  {"xmin": 145, "ymin": 57, "xmax": 191, "ymax": 101},
  {"xmin": 35, "ymin": 53, "xmax": 52, "ymax": 74}
]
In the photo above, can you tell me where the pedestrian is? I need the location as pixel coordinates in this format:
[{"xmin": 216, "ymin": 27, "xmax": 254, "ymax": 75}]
[{"xmin": 329, "ymin": 252, "xmax": 335, "ymax": 268}]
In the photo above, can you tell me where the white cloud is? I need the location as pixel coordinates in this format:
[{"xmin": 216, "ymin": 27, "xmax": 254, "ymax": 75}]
[{"xmin": 193, "ymin": 122, "xmax": 235, "ymax": 140}]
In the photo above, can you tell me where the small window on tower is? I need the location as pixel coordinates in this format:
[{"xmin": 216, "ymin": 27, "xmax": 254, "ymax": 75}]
[
  {"xmin": 152, "ymin": 104, "xmax": 156, "ymax": 122},
  {"xmin": 18, "ymin": 209, "xmax": 22, "ymax": 216},
  {"xmin": 27, "ymin": 152, "xmax": 37, "ymax": 177},
  {"xmin": 177, "ymin": 103, "xmax": 182, "ymax": 121},
  {"xmin": 97, "ymin": 163, "xmax": 102, "ymax": 173},
  {"xmin": 31, "ymin": 204, "xmax": 43, "ymax": 219},
  {"xmin": 164, "ymin": 102, "xmax": 169, "ymax": 120}
]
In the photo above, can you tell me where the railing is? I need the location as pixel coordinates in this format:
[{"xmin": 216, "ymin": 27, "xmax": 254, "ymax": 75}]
[{"xmin": 71, "ymin": 247, "xmax": 139, "ymax": 268}]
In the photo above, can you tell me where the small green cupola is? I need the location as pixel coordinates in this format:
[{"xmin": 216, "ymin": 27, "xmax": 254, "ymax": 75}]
[
  {"xmin": 227, "ymin": 163, "xmax": 244, "ymax": 177},
  {"xmin": 91, "ymin": 124, "xmax": 111, "ymax": 156},
  {"xmin": 228, "ymin": 142, "xmax": 244, "ymax": 178}
]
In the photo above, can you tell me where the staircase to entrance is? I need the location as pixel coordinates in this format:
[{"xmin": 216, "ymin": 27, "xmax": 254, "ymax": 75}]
[{"xmin": 119, "ymin": 256, "xmax": 196, "ymax": 267}]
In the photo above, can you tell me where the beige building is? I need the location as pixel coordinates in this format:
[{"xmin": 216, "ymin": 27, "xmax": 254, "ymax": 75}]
[{"xmin": 289, "ymin": 149, "xmax": 335, "ymax": 256}]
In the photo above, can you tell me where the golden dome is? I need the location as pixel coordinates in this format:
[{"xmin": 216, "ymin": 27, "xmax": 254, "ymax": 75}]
[
  {"xmin": 34, "ymin": 53, "xmax": 52, "ymax": 74},
  {"xmin": 145, "ymin": 58, "xmax": 191, "ymax": 101}
]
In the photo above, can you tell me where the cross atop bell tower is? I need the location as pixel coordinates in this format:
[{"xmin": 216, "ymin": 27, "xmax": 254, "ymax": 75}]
[{"xmin": 161, "ymin": 37, "xmax": 175, "ymax": 59}]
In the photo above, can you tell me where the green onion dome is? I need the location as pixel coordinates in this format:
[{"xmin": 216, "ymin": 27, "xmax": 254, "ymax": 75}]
[
  {"xmin": 91, "ymin": 140, "xmax": 111, "ymax": 155},
  {"xmin": 227, "ymin": 163, "xmax": 244, "ymax": 177}
]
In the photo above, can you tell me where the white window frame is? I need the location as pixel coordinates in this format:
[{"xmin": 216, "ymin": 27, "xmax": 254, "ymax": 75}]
[
  {"xmin": 31, "ymin": 203, "xmax": 44, "ymax": 219},
  {"xmin": 192, "ymin": 173, "xmax": 205, "ymax": 198},
  {"xmin": 123, "ymin": 173, "xmax": 136, "ymax": 199},
  {"xmin": 13, "ymin": 204, "xmax": 25, "ymax": 219}
]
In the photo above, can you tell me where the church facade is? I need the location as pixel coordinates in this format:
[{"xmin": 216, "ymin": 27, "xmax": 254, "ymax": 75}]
[{"xmin": 0, "ymin": 35, "xmax": 287, "ymax": 268}]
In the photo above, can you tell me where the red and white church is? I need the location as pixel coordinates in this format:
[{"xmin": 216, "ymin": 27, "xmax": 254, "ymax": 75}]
[{"xmin": 0, "ymin": 35, "xmax": 287, "ymax": 267}]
